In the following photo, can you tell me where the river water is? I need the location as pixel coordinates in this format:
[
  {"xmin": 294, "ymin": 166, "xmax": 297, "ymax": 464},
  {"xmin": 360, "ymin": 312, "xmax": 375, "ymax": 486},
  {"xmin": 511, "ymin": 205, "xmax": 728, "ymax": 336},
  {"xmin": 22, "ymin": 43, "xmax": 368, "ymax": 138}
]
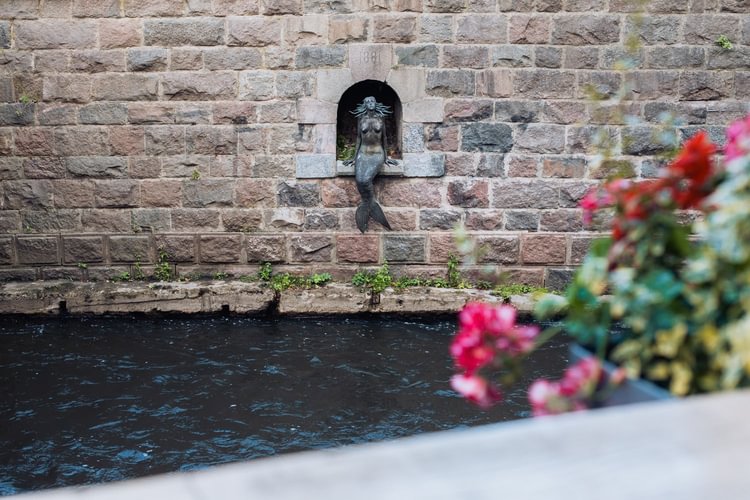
[{"xmin": 0, "ymin": 315, "xmax": 569, "ymax": 495}]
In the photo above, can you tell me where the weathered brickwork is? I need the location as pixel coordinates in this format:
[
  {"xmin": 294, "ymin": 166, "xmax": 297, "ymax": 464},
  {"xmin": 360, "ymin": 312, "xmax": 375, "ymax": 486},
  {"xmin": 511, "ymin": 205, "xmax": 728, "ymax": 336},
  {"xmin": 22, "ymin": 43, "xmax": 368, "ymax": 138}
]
[{"xmin": 1, "ymin": 1, "xmax": 748, "ymax": 287}]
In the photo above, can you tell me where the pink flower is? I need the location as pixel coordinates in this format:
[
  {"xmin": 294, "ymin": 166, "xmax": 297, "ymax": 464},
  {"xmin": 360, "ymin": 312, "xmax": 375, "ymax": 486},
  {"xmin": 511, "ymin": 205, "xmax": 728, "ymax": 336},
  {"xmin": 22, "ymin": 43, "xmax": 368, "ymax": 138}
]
[
  {"xmin": 459, "ymin": 302, "xmax": 516, "ymax": 337},
  {"xmin": 725, "ymin": 114, "xmax": 750, "ymax": 162},
  {"xmin": 559, "ymin": 357, "xmax": 602, "ymax": 397},
  {"xmin": 496, "ymin": 325, "xmax": 540, "ymax": 355},
  {"xmin": 451, "ymin": 373, "xmax": 502, "ymax": 408}
]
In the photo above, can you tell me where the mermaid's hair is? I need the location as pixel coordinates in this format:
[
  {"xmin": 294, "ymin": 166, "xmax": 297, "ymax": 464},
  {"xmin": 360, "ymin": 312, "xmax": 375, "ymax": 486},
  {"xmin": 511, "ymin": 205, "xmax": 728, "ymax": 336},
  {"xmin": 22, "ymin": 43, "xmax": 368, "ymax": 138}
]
[{"xmin": 351, "ymin": 98, "xmax": 391, "ymax": 118}]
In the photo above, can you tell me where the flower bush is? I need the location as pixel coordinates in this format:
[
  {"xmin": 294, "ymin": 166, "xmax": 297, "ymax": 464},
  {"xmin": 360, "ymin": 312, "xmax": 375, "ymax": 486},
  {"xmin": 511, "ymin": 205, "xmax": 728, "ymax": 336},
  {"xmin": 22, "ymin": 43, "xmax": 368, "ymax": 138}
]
[{"xmin": 451, "ymin": 113, "xmax": 750, "ymax": 412}]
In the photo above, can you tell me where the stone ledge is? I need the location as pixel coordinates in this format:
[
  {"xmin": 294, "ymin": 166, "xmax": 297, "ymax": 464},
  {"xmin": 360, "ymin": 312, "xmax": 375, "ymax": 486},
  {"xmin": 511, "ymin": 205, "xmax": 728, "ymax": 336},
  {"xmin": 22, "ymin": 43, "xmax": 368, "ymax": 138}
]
[{"xmin": 0, "ymin": 281, "xmax": 539, "ymax": 316}]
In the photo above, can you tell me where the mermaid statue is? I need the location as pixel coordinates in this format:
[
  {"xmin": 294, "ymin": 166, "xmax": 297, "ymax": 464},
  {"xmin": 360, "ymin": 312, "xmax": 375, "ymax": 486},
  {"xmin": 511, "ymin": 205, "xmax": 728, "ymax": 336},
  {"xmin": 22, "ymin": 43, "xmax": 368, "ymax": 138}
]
[{"xmin": 344, "ymin": 96, "xmax": 397, "ymax": 233}]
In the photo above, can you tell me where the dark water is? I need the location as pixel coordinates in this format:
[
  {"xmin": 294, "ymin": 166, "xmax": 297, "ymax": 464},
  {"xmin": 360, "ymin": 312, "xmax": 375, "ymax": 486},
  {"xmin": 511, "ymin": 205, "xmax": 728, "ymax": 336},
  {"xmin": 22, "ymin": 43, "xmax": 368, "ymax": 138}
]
[{"xmin": 0, "ymin": 315, "xmax": 569, "ymax": 495}]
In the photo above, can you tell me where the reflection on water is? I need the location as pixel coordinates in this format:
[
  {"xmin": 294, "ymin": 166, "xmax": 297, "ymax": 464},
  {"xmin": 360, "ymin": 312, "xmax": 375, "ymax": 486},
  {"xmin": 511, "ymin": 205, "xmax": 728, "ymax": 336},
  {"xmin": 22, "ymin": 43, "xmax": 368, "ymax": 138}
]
[{"xmin": 0, "ymin": 315, "xmax": 569, "ymax": 495}]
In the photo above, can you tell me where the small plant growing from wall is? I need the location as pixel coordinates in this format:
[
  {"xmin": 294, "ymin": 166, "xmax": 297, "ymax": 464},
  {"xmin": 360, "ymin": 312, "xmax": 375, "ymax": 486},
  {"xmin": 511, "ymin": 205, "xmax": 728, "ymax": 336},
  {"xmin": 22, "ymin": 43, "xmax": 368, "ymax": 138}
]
[
  {"xmin": 717, "ymin": 35, "xmax": 733, "ymax": 50},
  {"xmin": 153, "ymin": 250, "xmax": 174, "ymax": 282}
]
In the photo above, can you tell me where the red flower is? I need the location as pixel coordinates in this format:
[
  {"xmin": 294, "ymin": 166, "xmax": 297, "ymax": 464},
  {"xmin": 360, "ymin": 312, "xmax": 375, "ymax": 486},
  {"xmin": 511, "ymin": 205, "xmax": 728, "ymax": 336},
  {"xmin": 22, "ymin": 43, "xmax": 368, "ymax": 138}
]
[{"xmin": 451, "ymin": 373, "xmax": 502, "ymax": 408}]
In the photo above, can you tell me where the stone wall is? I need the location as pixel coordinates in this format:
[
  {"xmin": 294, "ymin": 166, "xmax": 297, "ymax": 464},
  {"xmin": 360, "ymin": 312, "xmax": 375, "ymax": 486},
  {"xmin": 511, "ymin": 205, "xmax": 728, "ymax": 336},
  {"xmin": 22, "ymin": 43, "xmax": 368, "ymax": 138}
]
[{"xmin": 0, "ymin": 0, "xmax": 748, "ymax": 287}]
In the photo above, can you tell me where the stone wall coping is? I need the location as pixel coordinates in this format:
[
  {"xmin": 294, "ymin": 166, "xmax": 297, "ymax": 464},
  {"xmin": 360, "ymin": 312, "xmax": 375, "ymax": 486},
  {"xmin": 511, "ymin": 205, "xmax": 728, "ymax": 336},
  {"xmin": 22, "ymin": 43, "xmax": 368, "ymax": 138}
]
[
  {"xmin": 0, "ymin": 280, "xmax": 535, "ymax": 316},
  {"xmin": 15, "ymin": 387, "xmax": 750, "ymax": 500}
]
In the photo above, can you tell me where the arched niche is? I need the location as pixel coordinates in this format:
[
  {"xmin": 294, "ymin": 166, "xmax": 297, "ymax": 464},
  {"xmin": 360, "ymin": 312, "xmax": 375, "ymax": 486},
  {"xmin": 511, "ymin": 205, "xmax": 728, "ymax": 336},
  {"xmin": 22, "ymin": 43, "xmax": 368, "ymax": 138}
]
[{"xmin": 336, "ymin": 80, "xmax": 402, "ymax": 161}]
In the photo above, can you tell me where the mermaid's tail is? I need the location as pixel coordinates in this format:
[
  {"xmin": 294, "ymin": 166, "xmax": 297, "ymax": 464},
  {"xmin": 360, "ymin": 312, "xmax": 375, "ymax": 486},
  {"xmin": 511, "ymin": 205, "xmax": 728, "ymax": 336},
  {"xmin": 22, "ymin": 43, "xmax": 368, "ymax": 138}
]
[{"xmin": 356, "ymin": 200, "xmax": 391, "ymax": 234}]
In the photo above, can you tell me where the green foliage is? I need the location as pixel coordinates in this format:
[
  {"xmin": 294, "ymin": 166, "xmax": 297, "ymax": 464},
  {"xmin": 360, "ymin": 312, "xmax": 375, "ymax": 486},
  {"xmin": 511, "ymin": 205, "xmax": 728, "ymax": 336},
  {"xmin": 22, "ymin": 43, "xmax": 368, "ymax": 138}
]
[
  {"xmin": 111, "ymin": 271, "xmax": 131, "ymax": 282},
  {"xmin": 153, "ymin": 250, "xmax": 173, "ymax": 282},
  {"xmin": 18, "ymin": 94, "xmax": 33, "ymax": 105},
  {"xmin": 269, "ymin": 272, "xmax": 332, "ymax": 292},
  {"xmin": 717, "ymin": 34, "xmax": 733, "ymax": 50},
  {"xmin": 77, "ymin": 262, "xmax": 88, "ymax": 270},
  {"xmin": 258, "ymin": 262, "xmax": 273, "ymax": 282},
  {"xmin": 132, "ymin": 260, "xmax": 146, "ymax": 281},
  {"xmin": 239, "ymin": 274, "xmax": 257, "ymax": 283},
  {"xmin": 190, "ymin": 169, "xmax": 201, "ymax": 180},
  {"xmin": 492, "ymin": 283, "xmax": 550, "ymax": 300},
  {"xmin": 446, "ymin": 254, "xmax": 471, "ymax": 288},
  {"xmin": 214, "ymin": 271, "xmax": 228, "ymax": 280},
  {"xmin": 336, "ymin": 134, "xmax": 356, "ymax": 161},
  {"xmin": 352, "ymin": 262, "xmax": 392, "ymax": 294}
]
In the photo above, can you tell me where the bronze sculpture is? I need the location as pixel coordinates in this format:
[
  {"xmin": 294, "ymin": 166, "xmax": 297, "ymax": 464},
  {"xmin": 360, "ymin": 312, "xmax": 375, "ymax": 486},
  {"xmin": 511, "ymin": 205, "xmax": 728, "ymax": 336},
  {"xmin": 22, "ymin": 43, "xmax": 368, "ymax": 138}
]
[{"xmin": 344, "ymin": 96, "xmax": 396, "ymax": 233}]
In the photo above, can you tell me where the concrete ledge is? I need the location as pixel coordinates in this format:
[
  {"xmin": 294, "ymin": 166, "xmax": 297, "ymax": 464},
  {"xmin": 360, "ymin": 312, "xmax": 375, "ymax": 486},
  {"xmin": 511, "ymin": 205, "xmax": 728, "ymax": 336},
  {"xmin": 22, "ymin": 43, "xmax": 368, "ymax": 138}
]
[
  {"xmin": 18, "ymin": 390, "xmax": 750, "ymax": 500},
  {"xmin": 0, "ymin": 281, "xmax": 275, "ymax": 315},
  {"xmin": 0, "ymin": 281, "xmax": 538, "ymax": 316}
]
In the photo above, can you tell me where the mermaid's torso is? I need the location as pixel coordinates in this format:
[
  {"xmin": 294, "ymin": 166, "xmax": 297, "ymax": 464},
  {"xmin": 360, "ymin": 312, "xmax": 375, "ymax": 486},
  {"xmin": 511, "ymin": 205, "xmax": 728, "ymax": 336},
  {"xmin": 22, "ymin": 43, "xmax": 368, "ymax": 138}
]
[{"xmin": 355, "ymin": 116, "xmax": 386, "ymax": 184}]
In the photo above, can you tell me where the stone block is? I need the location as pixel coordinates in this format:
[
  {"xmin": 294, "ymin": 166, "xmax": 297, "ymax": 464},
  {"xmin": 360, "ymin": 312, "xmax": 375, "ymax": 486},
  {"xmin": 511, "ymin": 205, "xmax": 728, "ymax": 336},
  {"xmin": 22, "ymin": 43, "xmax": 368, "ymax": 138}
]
[
  {"xmin": 621, "ymin": 126, "xmax": 668, "ymax": 156},
  {"xmin": 145, "ymin": 126, "xmax": 185, "ymax": 155},
  {"xmin": 298, "ymin": 99, "xmax": 337, "ymax": 124},
  {"xmin": 213, "ymin": 102, "xmax": 257, "ymax": 125},
  {"xmin": 551, "ymin": 15, "xmax": 620, "ymax": 44},
  {"xmin": 403, "ymin": 98, "xmax": 444, "ymax": 122},
  {"xmin": 350, "ymin": 44, "xmax": 394, "ymax": 81},
  {"xmin": 235, "ymin": 179, "xmax": 277, "ymax": 208},
  {"xmin": 131, "ymin": 208, "xmax": 172, "ymax": 233},
  {"xmin": 110, "ymin": 126, "xmax": 146, "ymax": 156},
  {"xmin": 304, "ymin": 208, "xmax": 338, "ymax": 230},
  {"xmin": 506, "ymin": 155, "xmax": 538, "ymax": 178},
  {"xmin": 491, "ymin": 45, "xmax": 533, "ymax": 67},
  {"xmin": 402, "ymin": 124, "xmax": 425, "ymax": 153},
  {"xmin": 0, "ymin": 158, "xmax": 23, "ymax": 180},
  {"xmin": 447, "ymin": 179, "xmax": 489, "ymax": 208},
  {"xmin": 477, "ymin": 154, "xmax": 506, "ymax": 178},
  {"xmin": 38, "ymin": 104, "xmax": 77, "ymax": 126},
  {"xmin": 163, "ymin": 72, "xmax": 237, "ymax": 101},
  {"xmin": 186, "ymin": 126, "xmax": 237, "ymax": 155},
  {"xmin": 245, "ymin": 235, "xmax": 286, "ymax": 263},
  {"xmin": 127, "ymin": 48, "xmax": 169, "ymax": 71},
  {"xmin": 476, "ymin": 235, "xmax": 519, "ymax": 264},
  {"xmin": 70, "ymin": 50, "xmax": 127, "ymax": 73},
  {"xmin": 22, "ymin": 157, "xmax": 65, "ymax": 179},
  {"xmin": 426, "ymin": 124, "xmax": 459, "ymax": 152},
  {"xmin": 155, "ymin": 235, "xmax": 196, "ymax": 263},
  {"xmin": 505, "ymin": 210, "xmax": 539, "ymax": 231},
  {"xmin": 559, "ymin": 181, "xmax": 595, "ymax": 209},
  {"xmin": 42, "ymin": 75, "xmax": 91, "ymax": 104},
  {"xmin": 330, "ymin": 15, "xmax": 369, "ymax": 43},
  {"xmin": 321, "ymin": 178, "xmax": 360, "ymax": 208},
  {"xmin": 99, "ymin": 19, "xmax": 141, "ymax": 49},
  {"xmin": 461, "ymin": 123, "xmax": 513, "ymax": 153},
  {"xmin": 92, "ymin": 74, "xmax": 158, "ymax": 101},
  {"xmin": 221, "ymin": 209, "xmax": 263, "ymax": 232},
  {"xmin": 515, "ymin": 124, "xmax": 566, "ymax": 154},
  {"xmin": 237, "ymin": 126, "xmax": 267, "ymax": 153},
  {"xmin": 0, "ymin": 238, "xmax": 12, "ymax": 265},
  {"xmin": 172, "ymin": 208, "xmax": 221, "ymax": 231},
  {"xmin": 278, "ymin": 181, "xmax": 321, "ymax": 207},
  {"xmin": 14, "ymin": 128, "xmax": 54, "ymax": 156},
  {"xmin": 63, "ymin": 236, "xmax": 104, "ymax": 264},
  {"xmin": 3, "ymin": 180, "xmax": 53, "ymax": 209},
  {"xmin": 510, "ymin": 15, "xmax": 551, "ymax": 44},
  {"xmin": 109, "ymin": 236, "xmax": 151, "ymax": 263},
  {"xmin": 290, "ymin": 234, "xmax": 333, "ymax": 262},
  {"xmin": 384, "ymin": 235, "xmax": 426, "ymax": 262},
  {"xmin": 456, "ymin": 15, "xmax": 507, "ymax": 43},
  {"xmin": 17, "ymin": 237, "xmax": 59, "ymax": 265},
  {"xmin": 706, "ymin": 47, "xmax": 750, "ymax": 70},
  {"xmin": 427, "ymin": 233, "xmax": 459, "ymax": 263},
  {"xmin": 296, "ymin": 154, "xmax": 336, "ymax": 178},
  {"xmin": 0, "ymin": 1, "xmax": 37, "ymax": 20},
  {"xmin": 94, "ymin": 180, "xmax": 139, "ymax": 208},
  {"xmin": 570, "ymin": 236, "xmax": 593, "ymax": 264},
  {"xmin": 546, "ymin": 268, "xmax": 575, "ymax": 291},
  {"xmin": 266, "ymin": 207, "xmax": 304, "ymax": 230},
  {"xmin": 143, "ymin": 18, "xmax": 223, "ymax": 46},
  {"xmin": 80, "ymin": 209, "xmax": 130, "ymax": 232},
  {"xmin": 183, "ymin": 179, "xmax": 234, "ymax": 207},
  {"xmin": 0, "ymin": 104, "xmax": 33, "ymax": 126},
  {"xmin": 336, "ymin": 234, "xmax": 379, "ymax": 263},
  {"xmin": 402, "ymin": 153, "xmax": 445, "ymax": 177},
  {"xmin": 228, "ymin": 16, "xmax": 281, "ymax": 46},
  {"xmin": 514, "ymin": 69, "xmax": 576, "ymax": 99},
  {"xmin": 140, "ymin": 179, "xmax": 182, "ymax": 207},
  {"xmin": 419, "ymin": 14, "xmax": 453, "ymax": 43},
  {"xmin": 276, "ymin": 72, "xmax": 314, "ymax": 100},
  {"xmin": 296, "ymin": 46, "xmax": 347, "ymax": 69},
  {"xmin": 443, "ymin": 46, "xmax": 489, "ymax": 69},
  {"xmin": 16, "ymin": 20, "xmax": 97, "ymax": 49},
  {"xmin": 521, "ymin": 234, "xmax": 567, "ymax": 265},
  {"xmin": 493, "ymin": 179, "xmax": 559, "ymax": 209},
  {"xmin": 79, "ymin": 103, "xmax": 127, "ymax": 125},
  {"xmin": 395, "ymin": 45, "xmax": 439, "ymax": 67},
  {"xmin": 53, "ymin": 180, "xmax": 95, "ymax": 208},
  {"xmin": 646, "ymin": 47, "xmax": 705, "ymax": 69},
  {"xmin": 316, "ymin": 69, "xmax": 353, "ymax": 102},
  {"xmin": 542, "ymin": 157, "xmax": 586, "ymax": 178},
  {"xmin": 161, "ymin": 156, "xmax": 209, "ymax": 178},
  {"xmin": 540, "ymin": 209, "xmax": 583, "ymax": 232},
  {"xmin": 21, "ymin": 209, "xmax": 81, "ymax": 233},
  {"xmin": 564, "ymin": 47, "xmax": 599, "ymax": 69},
  {"xmin": 199, "ymin": 235, "xmax": 242, "ymax": 263},
  {"xmin": 536, "ymin": 47, "xmax": 562, "ymax": 68},
  {"xmin": 419, "ymin": 209, "xmax": 461, "ymax": 230},
  {"xmin": 54, "ymin": 127, "xmax": 110, "ymax": 156},
  {"xmin": 445, "ymin": 100, "xmax": 493, "ymax": 122},
  {"xmin": 426, "ymin": 70, "xmax": 475, "ymax": 97},
  {"xmin": 0, "ymin": 212, "xmax": 21, "ymax": 233},
  {"xmin": 373, "ymin": 14, "xmax": 417, "ymax": 43},
  {"xmin": 476, "ymin": 70, "xmax": 512, "ymax": 98},
  {"xmin": 380, "ymin": 179, "xmax": 441, "ymax": 207},
  {"xmin": 238, "ymin": 71, "xmax": 275, "ymax": 101}
]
